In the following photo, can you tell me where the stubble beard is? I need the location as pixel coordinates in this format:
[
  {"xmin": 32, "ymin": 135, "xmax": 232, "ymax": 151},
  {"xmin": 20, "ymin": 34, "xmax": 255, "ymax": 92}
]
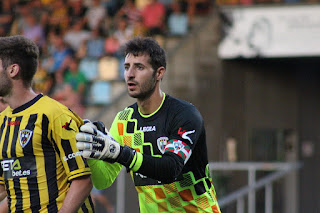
[
  {"xmin": 0, "ymin": 71, "xmax": 12, "ymax": 98},
  {"xmin": 128, "ymin": 73, "xmax": 157, "ymax": 101}
]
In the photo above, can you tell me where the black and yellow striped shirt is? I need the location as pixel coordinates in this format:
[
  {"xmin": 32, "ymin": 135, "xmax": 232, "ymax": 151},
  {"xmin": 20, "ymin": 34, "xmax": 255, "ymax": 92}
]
[{"xmin": 0, "ymin": 94, "xmax": 94, "ymax": 213}]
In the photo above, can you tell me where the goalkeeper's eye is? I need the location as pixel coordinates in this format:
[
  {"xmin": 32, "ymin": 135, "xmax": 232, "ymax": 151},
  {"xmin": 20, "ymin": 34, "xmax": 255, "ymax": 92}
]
[{"xmin": 137, "ymin": 65, "xmax": 144, "ymax": 70}]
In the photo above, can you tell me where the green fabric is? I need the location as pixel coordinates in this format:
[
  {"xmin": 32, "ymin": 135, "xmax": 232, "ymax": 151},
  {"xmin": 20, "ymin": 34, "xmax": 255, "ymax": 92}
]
[
  {"xmin": 88, "ymin": 159, "xmax": 122, "ymax": 189},
  {"xmin": 89, "ymin": 112, "xmax": 124, "ymax": 189}
]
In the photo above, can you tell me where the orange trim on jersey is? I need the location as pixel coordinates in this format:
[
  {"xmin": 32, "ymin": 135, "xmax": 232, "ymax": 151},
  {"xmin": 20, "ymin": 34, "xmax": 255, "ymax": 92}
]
[
  {"xmin": 117, "ymin": 123, "xmax": 123, "ymax": 136},
  {"xmin": 179, "ymin": 189, "xmax": 194, "ymax": 201},
  {"xmin": 154, "ymin": 188, "xmax": 166, "ymax": 199}
]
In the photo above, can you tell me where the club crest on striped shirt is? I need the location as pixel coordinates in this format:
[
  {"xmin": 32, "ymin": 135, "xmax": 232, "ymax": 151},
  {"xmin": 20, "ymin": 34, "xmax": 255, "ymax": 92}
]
[{"xmin": 19, "ymin": 130, "xmax": 33, "ymax": 148}]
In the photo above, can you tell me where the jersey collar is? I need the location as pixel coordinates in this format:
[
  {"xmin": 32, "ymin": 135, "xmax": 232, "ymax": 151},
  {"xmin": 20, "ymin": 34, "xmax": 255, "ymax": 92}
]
[
  {"xmin": 12, "ymin": 94, "xmax": 43, "ymax": 114},
  {"xmin": 138, "ymin": 92, "xmax": 166, "ymax": 118}
]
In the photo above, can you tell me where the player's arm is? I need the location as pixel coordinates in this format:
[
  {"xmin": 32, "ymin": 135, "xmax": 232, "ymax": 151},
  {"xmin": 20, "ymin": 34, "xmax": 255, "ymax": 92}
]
[
  {"xmin": 76, "ymin": 125, "xmax": 187, "ymax": 183},
  {"xmin": 84, "ymin": 118, "xmax": 124, "ymax": 190},
  {"xmin": 58, "ymin": 175, "xmax": 92, "ymax": 213},
  {"xmin": 76, "ymin": 108, "xmax": 201, "ymax": 183},
  {"xmin": 0, "ymin": 184, "xmax": 7, "ymax": 213}
]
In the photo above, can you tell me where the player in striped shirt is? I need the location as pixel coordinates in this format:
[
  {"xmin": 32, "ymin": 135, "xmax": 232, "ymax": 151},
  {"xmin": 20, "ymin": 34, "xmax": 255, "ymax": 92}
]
[{"xmin": 0, "ymin": 35, "xmax": 94, "ymax": 213}]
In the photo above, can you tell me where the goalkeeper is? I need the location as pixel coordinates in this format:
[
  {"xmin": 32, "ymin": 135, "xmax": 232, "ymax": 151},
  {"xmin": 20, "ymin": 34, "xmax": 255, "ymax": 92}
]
[{"xmin": 76, "ymin": 37, "xmax": 221, "ymax": 212}]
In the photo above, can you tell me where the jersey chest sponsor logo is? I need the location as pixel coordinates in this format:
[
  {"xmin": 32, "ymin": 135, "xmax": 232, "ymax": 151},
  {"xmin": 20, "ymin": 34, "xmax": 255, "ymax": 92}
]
[
  {"xmin": 157, "ymin": 137, "xmax": 168, "ymax": 154},
  {"xmin": 139, "ymin": 126, "xmax": 156, "ymax": 132},
  {"xmin": 19, "ymin": 129, "xmax": 33, "ymax": 148},
  {"xmin": 1, "ymin": 157, "xmax": 36, "ymax": 179}
]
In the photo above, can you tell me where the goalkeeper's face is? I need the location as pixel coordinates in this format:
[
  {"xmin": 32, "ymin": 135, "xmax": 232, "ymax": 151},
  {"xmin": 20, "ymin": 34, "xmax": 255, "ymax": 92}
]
[{"xmin": 124, "ymin": 53, "xmax": 161, "ymax": 100}]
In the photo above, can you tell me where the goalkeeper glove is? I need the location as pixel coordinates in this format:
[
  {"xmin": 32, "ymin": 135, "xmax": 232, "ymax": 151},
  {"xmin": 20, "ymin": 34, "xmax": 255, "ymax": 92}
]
[{"xmin": 76, "ymin": 120, "xmax": 136, "ymax": 168}]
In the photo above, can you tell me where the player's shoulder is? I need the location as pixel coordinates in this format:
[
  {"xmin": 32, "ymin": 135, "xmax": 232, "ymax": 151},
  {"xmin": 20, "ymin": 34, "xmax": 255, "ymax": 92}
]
[
  {"xmin": 165, "ymin": 95, "xmax": 204, "ymax": 125},
  {"xmin": 166, "ymin": 95, "xmax": 199, "ymax": 114},
  {"xmin": 0, "ymin": 106, "xmax": 10, "ymax": 117},
  {"xmin": 39, "ymin": 95, "xmax": 83, "ymax": 123},
  {"xmin": 39, "ymin": 95, "xmax": 68, "ymax": 113},
  {"xmin": 114, "ymin": 103, "xmax": 137, "ymax": 121}
]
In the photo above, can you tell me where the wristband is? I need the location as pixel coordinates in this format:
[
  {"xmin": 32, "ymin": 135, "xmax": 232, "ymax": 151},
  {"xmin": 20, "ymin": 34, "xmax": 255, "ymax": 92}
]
[{"xmin": 116, "ymin": 145, "xmax": 136, "ymax": 170}]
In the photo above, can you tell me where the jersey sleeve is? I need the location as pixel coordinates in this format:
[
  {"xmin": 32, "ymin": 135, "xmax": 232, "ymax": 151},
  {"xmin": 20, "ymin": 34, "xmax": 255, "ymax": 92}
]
[
  {"xmin": 132, "ymin": 105, "xmax": 203, "ymax": 183},
  {"xmin": 52, "ymin": 112, "xmax": 91, "ymax": 181},
  {"xmin": 164, "ymin": 106, "xmax": 204, "ymax": 164},
  {"xmin": 88, "ymin": 113, "xmax": 124, "ymax": 189}
]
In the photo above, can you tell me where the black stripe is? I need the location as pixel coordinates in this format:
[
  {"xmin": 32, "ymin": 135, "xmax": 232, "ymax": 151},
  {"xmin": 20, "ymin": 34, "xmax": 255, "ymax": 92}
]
[
  {"xmin": 51, "ymin": 132, "xmax": 60, "ymax": 157},
  {"xmin": 0, "ymin": 116, "xmax": 7, "ymax": 141},
  {"xmin": 48, "ymin": 131, "xmax": 60, "ymax": 213},
  {"xmin": 11, "ymin": 116, "xmax": 22, "ymax": 158},
  {"xmin": 61, "ymin": 139, "xmax": 79, "ymax": 171},
  {"xmin": 42, "ymin": 115, "xmax": 58, "ymax": 213},
  {"xmin": 88, "ymin": 194, "xmax": 95, "ymax": 213},
  {"xmin": 14, "ymin": 179, "xmax": 23, "ymax": 212},
  {"xmin": 5, "ymin": 181, "xmax": 11, "ymax": 212},
  {"xmin": 81, "ymin": 200, "xmax": 89, "ymax": 213},
  {"xmin": 12, "ymin": 94, "xmax": 43, "ymax": 114},
  {"xmin": 23, "ymin": 114, "xmax": 41, "ymax": 212},
  {"xmin": 2, "ymin": 117, "xmax": 11, "ymax": 159}
]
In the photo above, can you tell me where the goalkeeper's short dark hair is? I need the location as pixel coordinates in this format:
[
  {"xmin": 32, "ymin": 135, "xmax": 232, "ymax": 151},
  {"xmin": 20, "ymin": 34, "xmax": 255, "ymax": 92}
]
[{"xmin": 124, "ymin": 37, "xmax": 167, "ymax": 72}]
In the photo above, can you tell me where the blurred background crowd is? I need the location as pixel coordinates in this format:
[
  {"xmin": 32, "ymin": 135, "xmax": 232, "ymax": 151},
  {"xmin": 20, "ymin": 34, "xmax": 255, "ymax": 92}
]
[{"xmin": 0, "ymin": 0, "xmax": 212, "ymax": 117}]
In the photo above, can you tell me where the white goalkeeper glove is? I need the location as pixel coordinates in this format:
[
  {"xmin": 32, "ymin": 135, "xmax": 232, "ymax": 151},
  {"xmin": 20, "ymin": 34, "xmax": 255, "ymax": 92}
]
[{"xmin": 76, "ymin": 121, "xmax": 121, "ymax": 161}]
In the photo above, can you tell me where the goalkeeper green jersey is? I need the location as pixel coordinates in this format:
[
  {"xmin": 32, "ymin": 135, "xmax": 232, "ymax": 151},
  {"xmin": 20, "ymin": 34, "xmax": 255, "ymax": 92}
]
[
  {"xmin": 89, "ymin": 94, "xmax": 221, "ymax": 212},
  {"xmin": 0, "ymin": 94, "xmax": 94, "ymax": 213}
]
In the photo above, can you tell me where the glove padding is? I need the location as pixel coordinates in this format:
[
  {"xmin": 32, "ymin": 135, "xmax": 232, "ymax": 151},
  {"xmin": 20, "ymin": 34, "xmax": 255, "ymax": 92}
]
[{"xmin": 76, "ymin": 122, "xmax": 121, "ymax": 161}]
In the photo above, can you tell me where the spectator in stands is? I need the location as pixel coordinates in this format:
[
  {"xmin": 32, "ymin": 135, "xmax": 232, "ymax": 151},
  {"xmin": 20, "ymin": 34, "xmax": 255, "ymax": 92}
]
[
  {"xmin": 68, "ymin": 0, "xmax": 88, "ymax": 27},
  {"xmin": 22, "ymin": 14, "xmax": 46, "ymax": 49},
  {"xmin": 132, "ymin": 17, "xmax": 148, "ymax": 37},
  {"xmin": 113, "ymin": 16, "xmax": 134, "ymax": 48},
  {"xmin": 115, "ymin": 0, "xmax": 142, "ymax": 27},
  {"xmin": 51, "ymin": 82, "xmax": 85, "ymax": 117},
  {"xmin": 84, "ymin": 27, "xmax": 106, "ymax": 58},
  {"xmin": 182, "ymin": 0, "xmax": 211, "ymax": 26},
  {"xmin": 43, "ymin": 33, "xmax": 73, "ymax": 84},
  {"xmin": 64, "ymin": 19, "xmax": 91, "ymax": 53},
  {"xmin": 167, "ymin": 1, "xmax": 188, "ymax": 36},
  {"xmin": 101, "ymin": 0, "xmax": 123, "ymax": 17},
  {"xmin": 9, "ymin": 2, "xmax": 30, "ymax": 36},
  {"xmin": 0, "ymin": 0, "xmax": 14, "ymax": 36},
  {"xmin": 104, "ymin": 33, "xmax": 121, "ymax": 57},
  {"xmin": 41, "ymin": 0, "xmax": 55, "ymax": 7},
  {"xmin": 135, "ymin": 0, "xmax": 150, "ymax": 10},
  {"xmin": 32, "ymin": 63, "xmax": 54, "ymax": 95},
  {"xmin": 63, "ymin": 57, "xmax": 87, "ymax": 100},
  {"xmin": 48, "ymin": 0, "xmax": 70, "ymax": 34},
  {"xmin": 85, "ymin": 0, "xmax": 107, "ymax": 30},
  {"xmin": 141, "ymin": 0, "xmax": 166, "ymax": 36}
]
